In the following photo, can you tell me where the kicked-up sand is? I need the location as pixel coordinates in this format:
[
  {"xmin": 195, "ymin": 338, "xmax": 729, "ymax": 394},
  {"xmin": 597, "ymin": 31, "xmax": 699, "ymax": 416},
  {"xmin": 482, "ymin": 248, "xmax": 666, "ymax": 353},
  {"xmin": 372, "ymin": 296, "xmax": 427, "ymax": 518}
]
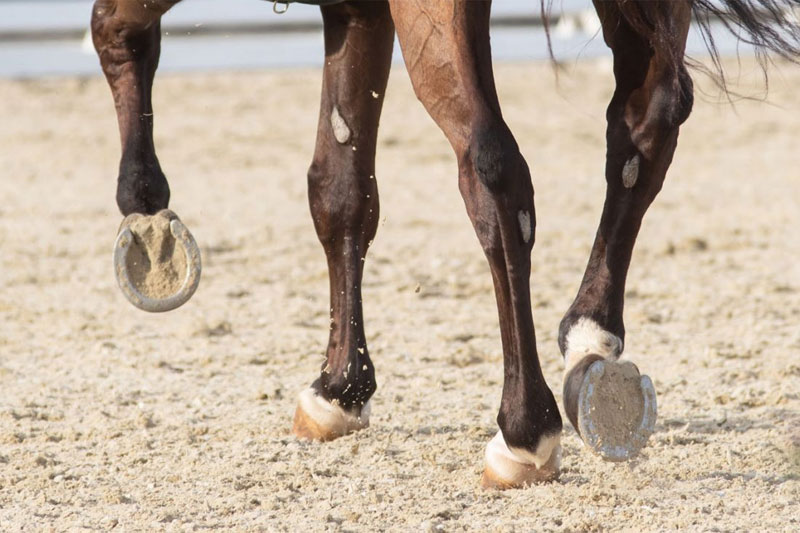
[{"xmin": 0, "ymin": 57, "xmax": 798, "ymax": 531}]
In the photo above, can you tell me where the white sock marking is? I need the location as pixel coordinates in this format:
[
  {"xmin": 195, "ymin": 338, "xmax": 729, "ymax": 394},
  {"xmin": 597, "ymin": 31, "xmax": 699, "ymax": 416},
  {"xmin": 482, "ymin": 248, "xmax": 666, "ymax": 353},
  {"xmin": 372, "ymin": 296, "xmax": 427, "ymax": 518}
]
[
  {"xmin": 564, "ymin": 317, "xmax": 623, "ymax": 375},
  {"xmin": 298, "ymin": 388, "xmax": 370, "ymax": 435},
  {"xmin": 485, "ymin": 431, "xmax": 561, "ymax": 477}
]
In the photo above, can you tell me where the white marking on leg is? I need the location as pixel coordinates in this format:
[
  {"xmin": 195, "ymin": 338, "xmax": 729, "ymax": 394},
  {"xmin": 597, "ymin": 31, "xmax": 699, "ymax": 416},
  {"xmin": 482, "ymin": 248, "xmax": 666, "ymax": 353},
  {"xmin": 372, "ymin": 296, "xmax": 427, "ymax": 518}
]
[
  {"xmin": 518, "ymin": 210, "xmax": 532, "ymax": 244},
  {"xmin": 330, "ymin": 105, "xmax": 351, "ymax": 144},
  {"xmin": 485, "ymin": 431, "xmax": 561, "ymax": 477},
  {"xmin": 507, "ymin": 432, "xmax": 561, "ymax": 470},
  {"xmin": 564, "ymin": 317, "xmax": 623, "ymax": 375},
  {"xmin": 297, "ymin": 388, "xmax": 370, "ymax": 435},
  {"xmin": 622, "ymin": 155, "xmax": 640, "ymax": 188}
]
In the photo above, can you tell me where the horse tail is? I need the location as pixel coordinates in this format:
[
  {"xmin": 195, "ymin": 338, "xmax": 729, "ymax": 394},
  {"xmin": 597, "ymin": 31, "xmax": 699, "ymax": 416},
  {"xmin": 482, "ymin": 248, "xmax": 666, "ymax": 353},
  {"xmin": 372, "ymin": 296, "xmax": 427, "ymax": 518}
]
[
  {"xmin": 690, "ymin": 1, "xmax": 800, "ymax": 60},
  {"xmin": 542, "ymin": 1, "xmax": 800, "ymax": 85},
  {"xmin": 632, "ymin": 0, "xmax": 800, "ymax": 89}
]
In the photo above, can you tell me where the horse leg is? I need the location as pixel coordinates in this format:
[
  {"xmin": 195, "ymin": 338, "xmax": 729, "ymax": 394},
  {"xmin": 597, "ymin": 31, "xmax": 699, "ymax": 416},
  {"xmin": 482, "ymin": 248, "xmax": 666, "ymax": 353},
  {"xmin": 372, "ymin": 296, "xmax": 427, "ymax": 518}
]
[
  {"xmin": 559, "ymin": 0, "xmax": 694, "ymax": 461},
  {"xmin": 292, "ymin": 1, "xmax": 394, "ymax": 441},
  {"xmin": 93, "ymin": 1, "xmax": 201, "ymax": 313},
  {"xmin": 92, "ymin": 0, "xmax": 180, "ymax": 215},
  {"xmin": 390, "ymin": 0, "xmax": 561, "ymax": 488}
]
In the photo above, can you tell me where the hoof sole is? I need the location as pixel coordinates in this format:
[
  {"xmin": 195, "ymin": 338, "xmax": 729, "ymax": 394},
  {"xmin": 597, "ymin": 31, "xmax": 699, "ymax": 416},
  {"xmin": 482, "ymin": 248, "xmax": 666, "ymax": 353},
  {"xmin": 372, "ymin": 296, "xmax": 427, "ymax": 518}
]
[
  {"xmin": 113, "ymin": 209, "xmax": 201, "ymax": 313},
  {"xmin": 577, "ymin": 359, "xmax": 657, "ymax": 461},
  {"xmin": 291, "ymin": 388, "xmax": 369, "ymax": 442}
]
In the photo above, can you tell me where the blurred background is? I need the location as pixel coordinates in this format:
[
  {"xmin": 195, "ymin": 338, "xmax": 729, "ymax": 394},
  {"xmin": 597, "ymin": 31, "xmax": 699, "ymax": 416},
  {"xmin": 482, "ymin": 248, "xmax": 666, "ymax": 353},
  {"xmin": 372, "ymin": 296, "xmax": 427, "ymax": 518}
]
[{"xmin": 0, "ymin": 0, "xmax": 754, "ymax": 78}]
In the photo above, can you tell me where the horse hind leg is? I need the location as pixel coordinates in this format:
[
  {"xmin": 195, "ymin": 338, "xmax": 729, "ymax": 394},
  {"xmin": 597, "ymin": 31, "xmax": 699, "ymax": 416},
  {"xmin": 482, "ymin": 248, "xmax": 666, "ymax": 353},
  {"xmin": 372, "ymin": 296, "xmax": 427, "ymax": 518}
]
[
  {"xmin": 560, "ymin": 0, "xmax": 694, "ymax": 461},
  {"xmin": 291, "ymin": 1, "xmax": 394, "ymax": 441},
  {"xmin": 390, "ymin": 0, "xmax": 562, "ymax": 488},
  {"xmin": 93, "ymin": 0, "xmax": 200, "ymax": 312}
]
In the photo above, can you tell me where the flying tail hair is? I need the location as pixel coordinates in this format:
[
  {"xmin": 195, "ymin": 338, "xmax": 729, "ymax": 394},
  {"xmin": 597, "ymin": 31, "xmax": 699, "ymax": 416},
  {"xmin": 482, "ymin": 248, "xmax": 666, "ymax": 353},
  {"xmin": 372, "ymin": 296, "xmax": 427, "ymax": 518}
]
[{"xmin": 542, "ymin": 0, "xmax": 800, "ymax": 89}]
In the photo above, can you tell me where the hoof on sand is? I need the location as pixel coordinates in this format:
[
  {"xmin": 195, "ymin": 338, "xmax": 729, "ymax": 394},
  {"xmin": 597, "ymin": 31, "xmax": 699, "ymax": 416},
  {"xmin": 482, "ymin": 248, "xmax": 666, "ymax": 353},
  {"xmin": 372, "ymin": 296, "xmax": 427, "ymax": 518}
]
[
  {"xmin": 480, "ymin": 431, "xmax": 561, "ymax": 489},
  {"xmin": 578, "ymin": 359, "xmax": 657, "ymax": 462},
  {"xmin": 292, "ymin": 388, "xmax": 370, "ymax": 442}
]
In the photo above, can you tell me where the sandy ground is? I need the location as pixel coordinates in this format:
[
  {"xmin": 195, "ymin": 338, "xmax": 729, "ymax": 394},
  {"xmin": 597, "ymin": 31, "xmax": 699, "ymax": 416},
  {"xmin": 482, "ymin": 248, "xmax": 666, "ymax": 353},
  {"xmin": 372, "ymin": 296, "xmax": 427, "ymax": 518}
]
[{"xmin": 0, "ymin": 56, "xmax": 799, "ymax": 531}]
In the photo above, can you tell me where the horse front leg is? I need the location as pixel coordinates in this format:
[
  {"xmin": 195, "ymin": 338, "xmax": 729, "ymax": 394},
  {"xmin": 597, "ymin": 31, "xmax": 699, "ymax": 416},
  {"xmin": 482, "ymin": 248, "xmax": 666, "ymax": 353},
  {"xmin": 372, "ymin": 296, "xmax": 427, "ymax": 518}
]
[
  {"xmin": 291, "ymin": 1, "xmax": 394, "ymax": 441},
  {"xmin": 93, "ymin": 0, "xmax": 201, "ymax": 313},
  {"xmin": 560, "ymin": 0, "xmax": 694, "ymax": 461},
  {"xmin": 391, "ymin": 0, "xmax": 562, "ymax": 488}
]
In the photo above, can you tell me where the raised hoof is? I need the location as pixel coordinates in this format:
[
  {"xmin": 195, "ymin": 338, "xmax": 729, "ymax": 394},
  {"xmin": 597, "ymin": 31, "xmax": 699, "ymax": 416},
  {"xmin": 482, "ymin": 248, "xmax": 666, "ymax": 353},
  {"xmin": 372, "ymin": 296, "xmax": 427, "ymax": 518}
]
[
  {"xmin": 577, "ymin": 359, "xmax": 657, "ymax": 462},
  {"xmin": 480, "ymin": 432, "xmax": 561, "ymax": 489},
  {"xmin": 292, "ymin": 388, "xmax": 370, "ymax": 442},
  {"xmin": 113, "ymin": 209, "xmax": 201, "ymax": 313}
]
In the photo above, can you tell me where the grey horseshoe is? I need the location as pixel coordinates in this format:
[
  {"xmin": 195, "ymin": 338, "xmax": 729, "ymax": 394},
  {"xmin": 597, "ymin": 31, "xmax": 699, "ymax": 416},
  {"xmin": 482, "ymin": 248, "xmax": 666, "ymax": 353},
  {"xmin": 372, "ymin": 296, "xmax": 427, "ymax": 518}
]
[
  {"xmin": 577, "ymin": 360, "xmax": 657, "ymax": 462},
  {"xmin": 113, "ymin": 217, "xmax": 202, "ymax": 312}
]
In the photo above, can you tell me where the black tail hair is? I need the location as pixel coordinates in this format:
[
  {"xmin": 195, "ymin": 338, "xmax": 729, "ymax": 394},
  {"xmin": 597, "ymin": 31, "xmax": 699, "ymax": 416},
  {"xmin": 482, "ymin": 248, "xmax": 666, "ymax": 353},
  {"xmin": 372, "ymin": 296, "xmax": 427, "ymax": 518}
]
[
  {"xmin": 690, "ymin": 0, "xmax": 800, "ymax": 88},
  {"xmin": 542, "ymin": 0, "xmax": 800, "ymax": 88}
]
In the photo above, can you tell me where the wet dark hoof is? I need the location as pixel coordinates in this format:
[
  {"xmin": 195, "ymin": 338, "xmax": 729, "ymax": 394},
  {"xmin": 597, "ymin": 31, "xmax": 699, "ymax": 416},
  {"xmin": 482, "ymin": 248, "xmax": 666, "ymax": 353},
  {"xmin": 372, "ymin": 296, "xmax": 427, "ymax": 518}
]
[
  {"xmin": 576, "ymin": 359, "xmax": 657, "ymax": 462},
  {"xmin": 113, "ymin": 209, "xmax": 201, "ymax": 312}
]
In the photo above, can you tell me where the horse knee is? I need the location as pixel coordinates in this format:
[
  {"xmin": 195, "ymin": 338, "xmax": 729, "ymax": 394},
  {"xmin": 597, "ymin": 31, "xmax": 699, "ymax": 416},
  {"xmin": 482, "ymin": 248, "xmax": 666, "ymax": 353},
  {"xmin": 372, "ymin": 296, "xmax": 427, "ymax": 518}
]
[
  {"xmin": 307, "ymin": 159, "xmax": 379, "ymax": 246},
  {"xmin": 459, "ymin": 125, "xmax": 535, "ymax": 256},
  {"xmin": 629, "ymin": 66, "xmax": 694, "ymax": 158},
  {"xmin": 648, "ymin": 67, "xmax": 693, "ymax": 130},
  {"xmin": 674, "ymin": 66, "xmax": 694, "ymax": 126},
  {"xmin": 466, "ymin": 125, "xmax": 522, "ymax": 194}
]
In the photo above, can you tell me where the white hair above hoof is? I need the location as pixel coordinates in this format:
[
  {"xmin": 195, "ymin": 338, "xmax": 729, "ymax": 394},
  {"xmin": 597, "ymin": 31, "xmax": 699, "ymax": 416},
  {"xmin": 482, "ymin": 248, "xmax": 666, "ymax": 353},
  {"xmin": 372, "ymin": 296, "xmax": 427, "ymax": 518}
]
[
  {"xmin": 564, "ymin": 317, "xmax": 623, "ymax": 377},
  {"xmin": 481, "ymin": 431, "xmax": 561, "ymax": 489},
  {"xmin": 292, "ymin": 388, "xmax": 370, "ymax": 442}
]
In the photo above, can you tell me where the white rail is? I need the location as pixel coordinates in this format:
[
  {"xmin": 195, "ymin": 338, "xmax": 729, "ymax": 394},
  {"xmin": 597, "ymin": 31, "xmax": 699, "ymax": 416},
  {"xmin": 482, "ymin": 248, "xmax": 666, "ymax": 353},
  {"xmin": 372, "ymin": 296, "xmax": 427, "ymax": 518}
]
[
  {"xmin": 0, "ymin": 0, "xmax": 763, "ymax": 78},
  {"xmin": 2, "ymin": 0, "xmax": 592, "ymax": 41}
]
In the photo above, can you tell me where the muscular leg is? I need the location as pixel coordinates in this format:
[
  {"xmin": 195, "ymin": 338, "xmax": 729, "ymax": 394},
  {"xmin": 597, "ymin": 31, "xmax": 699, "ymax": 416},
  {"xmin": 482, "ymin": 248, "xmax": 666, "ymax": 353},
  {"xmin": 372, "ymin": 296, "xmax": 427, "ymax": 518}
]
[
  {"xmin": 94, "ymin": 1, "xmax": 203, "ymax": 313},
  {"xmin": 390, "ymin": 0, "xmax": 561, "ymax": 488},
  {"xmin": 292, "ymin": 1, "xmax": 394, "ymax": 441},
  {"xmin": 559, "ymin": 0, "xmax": 694, "ymax": 460},
  {"xmin": 92, "ymin": 0, "xmax": 181, "ymax": 215}
]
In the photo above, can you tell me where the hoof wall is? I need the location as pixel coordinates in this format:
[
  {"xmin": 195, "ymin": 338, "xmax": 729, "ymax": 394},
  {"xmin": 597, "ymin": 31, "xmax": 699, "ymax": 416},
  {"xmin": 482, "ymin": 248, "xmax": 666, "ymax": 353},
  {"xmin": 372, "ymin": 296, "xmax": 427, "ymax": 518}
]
[
  {"xmin": 292, "ymin": 404, "xmax": 341, "ymax": 442},
  {"xmin": 480, "ymin": 461, "xmax": 559, "ymax": 490},
  {"xmin": 577, "ymin": 359, "xmax": 657, "ymax": 462},
  {"xmin": 291, "ymin": 388, "xmax": 369, "ymax": 442},
  {"xmin": 480, "ymin": 432, "xmax": 560, "ymax": 489}
]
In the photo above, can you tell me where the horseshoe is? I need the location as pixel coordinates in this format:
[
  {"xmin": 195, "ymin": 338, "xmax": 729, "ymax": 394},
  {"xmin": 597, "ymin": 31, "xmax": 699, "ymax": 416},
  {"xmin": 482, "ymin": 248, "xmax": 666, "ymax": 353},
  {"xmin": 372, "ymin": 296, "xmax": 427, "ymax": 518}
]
[
  {"xmin": 113, "ymin": 213, "xmax": 202, "ymax": 313},
  {"xmin": 577, "ymin": 359, "xmax": 658, "ymax": 462}
]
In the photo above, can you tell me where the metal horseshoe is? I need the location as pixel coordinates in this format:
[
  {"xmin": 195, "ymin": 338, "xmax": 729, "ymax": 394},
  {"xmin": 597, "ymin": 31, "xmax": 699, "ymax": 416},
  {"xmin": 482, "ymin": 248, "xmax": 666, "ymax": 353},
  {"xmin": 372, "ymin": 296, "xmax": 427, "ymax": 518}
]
[{"xmin": 113, "ymin": 217, "xmax": 202, "ymax": 313}]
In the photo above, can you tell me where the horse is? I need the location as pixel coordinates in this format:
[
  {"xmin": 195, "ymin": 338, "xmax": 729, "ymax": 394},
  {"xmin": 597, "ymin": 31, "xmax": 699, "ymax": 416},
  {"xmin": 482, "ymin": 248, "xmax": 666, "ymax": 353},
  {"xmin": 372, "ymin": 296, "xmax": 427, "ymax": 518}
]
[{"xmin": 90, "ymin": 0, "xmax": 800, "ymax": 489}]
